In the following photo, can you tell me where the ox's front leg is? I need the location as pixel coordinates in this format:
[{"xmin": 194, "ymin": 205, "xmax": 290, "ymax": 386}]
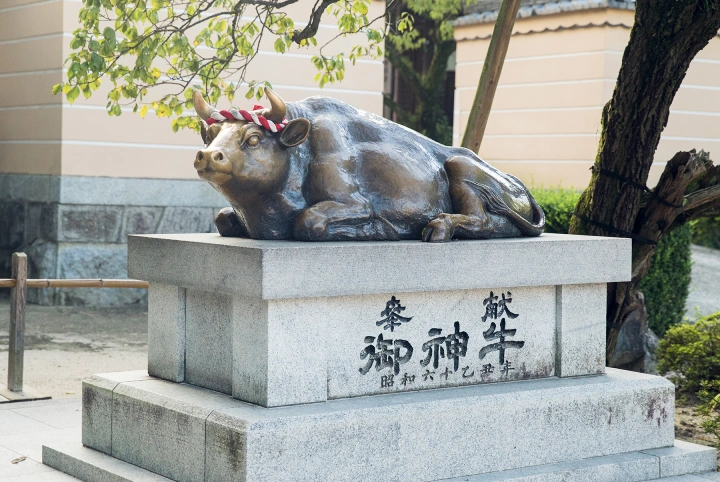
[
  {"xmin": 295, "ymin": 122, "xmax": 378, "ymax": 241},
  {"xmin": 215, "ymin": 207, "xmax": 247, "ymax": 237},
  {"xmin": 294, "ymin": 199, "xmax": 375, "ymax": 241}
]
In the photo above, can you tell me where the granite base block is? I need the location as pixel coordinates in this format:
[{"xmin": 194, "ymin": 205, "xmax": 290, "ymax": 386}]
[
  {"xmin": 136, "ymin": 234, "xmax": 622, "ymax": 407},
  {"xmin": 42, "ymin": 441, "xmax": 717, "ymax": 482},
  {"xmin": 43, "ymin": 443, "xmax": 172, "ymax": 482},
  {"xmin": 76, "ymin": 368, "xmax": 679, "ymax": 482}
]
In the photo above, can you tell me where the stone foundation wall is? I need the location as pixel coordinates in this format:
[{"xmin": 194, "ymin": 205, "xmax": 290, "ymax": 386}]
[{"xmin": 0, "ymin": 174, "xmax": 226, "ymax": 305}]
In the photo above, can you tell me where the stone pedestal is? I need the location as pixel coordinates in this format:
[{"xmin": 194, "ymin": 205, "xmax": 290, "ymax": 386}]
[{"xmin": 42, "ymin": 233, "xmax": 718, "ymax": 481}]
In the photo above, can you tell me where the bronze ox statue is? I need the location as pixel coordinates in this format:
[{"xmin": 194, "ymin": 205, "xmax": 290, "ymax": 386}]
[{"xmin": 193, "ymin": 88, "xmax": 544, "ymax": 242}]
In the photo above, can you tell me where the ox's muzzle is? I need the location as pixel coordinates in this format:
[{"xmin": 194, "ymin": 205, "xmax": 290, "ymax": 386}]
[{"xmin": 195, "ymin": 149, "xmax": 233, "ymax": 184}]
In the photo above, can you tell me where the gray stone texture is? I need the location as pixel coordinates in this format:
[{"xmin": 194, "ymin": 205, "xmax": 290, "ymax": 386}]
[
  {"xmin": 56, "ymin": 243, "xmax": 146, "ymax": 306},
  {"xmin": 556, "ymin": 283, "xmax": 606, "ymax": 377},
  {"xmin": 0, "ymin": 201, "xmax": 25, "ymax": 250},
  {"xmin": 147, "ymin": 284, "xmax": 186, "ymax": 382},
  {"xmin": 43, "ymin": 443, "xmax": 173, "ymax": 481},
  {"xmin": 24, "ymin": 202, "xmax": 59, "ymax": 245},
  {"xmin": 58, "ymin": 175, "xmax": 225, "ymax": 207},
  {"xmin": 185, "ymin": 289, "xmax": 233, "ymax": 394},
  {"xmin": 120, "ymin": 206, "xmax": 163, "ymax": 240},
  {"xmin": 41, "ymin": 439, "xmax": 720, "ymax": 482},
  {"xmin": 128, "ymin": 233, "xmax": 631, "ymax": 300},
  {"xmin": 641, "ymin": 440, "xmax": 718, "ymax": 477},
  {"xmin": 110, "ymin": 379, "xmax": 237, "ymax": 482},
  {"xmin": 445, "ymin": 451, "xmax": 661, "ymax": 481},
  {"xmin": 81, "ymin": 376, "xmax": 116, "ymax": 455},
  {"xmin": 58, "ymin": 205, "xmax": 123, "ymax": 243},
  {"xmin": 0, "ymin": 173, "xmax": 226, "ymax": 305},
  {"xmin": 81, "ymin": 371, "xmax": 152, "ymax": 456},
  {"xmin": 133, "ymin": 235, "xmax": 620, "ymax": 406},
  {"xmin": 156, "ymin": 285, "xmax": 560, "ymax": 407},
  {"xmin": 78, "ymin": 368, "xmax": 677, "ymax": 482},
  {"xmin": 25, "ymin": 239, "xmax": 59, "ymax": 305},
  {"xmin": 156, "ymin": 207, "xmax": 216, "ymax": 234}
]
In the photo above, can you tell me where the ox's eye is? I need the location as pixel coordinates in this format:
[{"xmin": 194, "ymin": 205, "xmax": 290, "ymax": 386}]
[{"xmin": 245, "ymin": 135, "xmax": 260, "ymax": 147}]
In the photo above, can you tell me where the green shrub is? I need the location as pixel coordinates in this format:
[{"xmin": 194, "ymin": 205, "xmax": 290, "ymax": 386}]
[
  {"xmin": 697, "ymin": 380, "xmax": 720, "ymax": 448},
  {"xmin": 529, "ymin": 187, "xmax": 580, "ymax": 234},
  {"xmin": 639, "ymin": 223, "xmax": 693, "ymax": 336},
  {"xmin": 532, "ymin": 187, "xmax": 692, "ymax": 336},
  {"xmin": 692, "ymin": 216, "xmax": 720, "ymax": 250},
  {"xmin": 657, "ymin": 312, "xmax": 720, "ymax": 393}
]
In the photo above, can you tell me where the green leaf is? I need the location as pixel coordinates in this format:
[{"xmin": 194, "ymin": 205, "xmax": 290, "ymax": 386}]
[
  {"xmin": 67, "ymin": 86, "xmax": 80, "ymax": 104},
  {"xmin": 273, "ymin": 38, "xmax": 286, "ymax": 54},
  {"xmin": 103, "ymin": 27, "xmax": 116, "ymax": 41},
  {"xmin": 352, "ymin": 1, "xmax": 368, "ymax": 15}
]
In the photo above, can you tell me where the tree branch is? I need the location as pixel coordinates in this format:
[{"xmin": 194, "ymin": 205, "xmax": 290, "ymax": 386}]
[
  {"xmin": 685, "ymin": 184, "xmax": 720, "ymax": 212},
  {"xmin": 292, "ymin": 0, "xmax": 340, "ymax": 43}
]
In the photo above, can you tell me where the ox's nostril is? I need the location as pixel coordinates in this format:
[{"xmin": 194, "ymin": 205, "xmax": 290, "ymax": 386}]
[
  {"xmin": 196, "ymin": 152, "xmax": 204, "ymax": 161},
  {"xmin": 212, "ymin": 152, "xmax": 224, "ymax": 162}
]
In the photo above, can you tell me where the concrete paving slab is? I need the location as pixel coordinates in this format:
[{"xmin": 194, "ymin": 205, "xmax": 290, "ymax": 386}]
[
  {"xmin": 0, "ymin": 427, "xmax": 81, "ymax": 463},
  {"xmin": 0, "ymin": 410, "xmax": 54, "ymax": 436},
  {"xmin": 0, "ymin": 445, "xmax": 57, "ymax": 479},
  {"xmin": 0, "ymin": 473, "xmax": 78, "ymax": 481},
  {"xmin": 10, "ymin": 399, "xmax": 81, "ymax": 429}
]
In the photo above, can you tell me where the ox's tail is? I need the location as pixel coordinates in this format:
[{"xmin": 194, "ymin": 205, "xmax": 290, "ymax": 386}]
[{"xmin": 464, "ymin": 179, "xmax": 545, "ymax": 236}]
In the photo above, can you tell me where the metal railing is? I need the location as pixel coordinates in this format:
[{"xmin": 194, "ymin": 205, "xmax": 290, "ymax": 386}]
[{"xmin": 0, "ymin": 252, "xmax": 148, "ymax": 402}]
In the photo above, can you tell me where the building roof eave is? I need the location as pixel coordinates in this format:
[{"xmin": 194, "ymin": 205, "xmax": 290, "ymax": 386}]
[{"xmin": 453, "ymin": 0, "xmax": 636, "ymax": 27}]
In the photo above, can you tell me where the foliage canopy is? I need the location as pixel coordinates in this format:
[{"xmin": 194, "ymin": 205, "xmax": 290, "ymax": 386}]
[{"xmin": 56, "ymin": 0, "xmax": 412, "ymax": 132}]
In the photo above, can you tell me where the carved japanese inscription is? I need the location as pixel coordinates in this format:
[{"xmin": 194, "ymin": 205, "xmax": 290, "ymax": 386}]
[{"xmin": 325, "ymin": 286, "xmax": 556, "ymax": 399}]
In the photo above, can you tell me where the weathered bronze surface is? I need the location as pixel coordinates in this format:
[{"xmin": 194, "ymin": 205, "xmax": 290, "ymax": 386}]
[{"xmin": 193, "ymin": 88, "xmax": 545, "ymax": 242}]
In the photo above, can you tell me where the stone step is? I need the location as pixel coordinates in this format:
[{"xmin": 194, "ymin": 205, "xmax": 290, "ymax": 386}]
[
  {"xmin": 43, "ymin": 443, "xmax": 172, "ymax": 482},
  {"xmin": 74, "ymin": 368, "xmax": 680, "ymax": 482},
  {"xmin": 43, "ymin": 440, "xmax": 716, "ymax": 482}
]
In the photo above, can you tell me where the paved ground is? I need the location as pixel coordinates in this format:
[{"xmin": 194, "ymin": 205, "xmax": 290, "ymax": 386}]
[
  {"xmin": 0, "ymin": 298, "xmax": 147, "ymax": 401},
  {"xmin": 0, "ymin": 398, "xmax": 80, "ymax": 480},
  {"xmin": 686, "ymin": 245, "xmax": 720, "ymax": 320}
]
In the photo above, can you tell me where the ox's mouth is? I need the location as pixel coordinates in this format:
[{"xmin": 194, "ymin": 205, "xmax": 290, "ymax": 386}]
[{"xmin": 196, "ymin": 169, "xmax": 232, "ymax": 185}]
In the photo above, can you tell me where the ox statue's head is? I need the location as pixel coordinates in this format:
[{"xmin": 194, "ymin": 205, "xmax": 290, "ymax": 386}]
[{"xmin": 192, "ymin": 88, "xmax": 311, "ymax": 192}]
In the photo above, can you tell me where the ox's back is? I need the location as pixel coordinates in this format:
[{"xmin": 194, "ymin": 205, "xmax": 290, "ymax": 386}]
[{"xmin": 287, "ymin": 96, "xmax": 524, "ymax": 196}]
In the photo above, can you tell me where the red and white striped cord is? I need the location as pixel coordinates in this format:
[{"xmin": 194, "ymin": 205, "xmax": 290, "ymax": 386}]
[{"xmin": 206, "ymin": 104, "xmax": 288, "ymax": 132}]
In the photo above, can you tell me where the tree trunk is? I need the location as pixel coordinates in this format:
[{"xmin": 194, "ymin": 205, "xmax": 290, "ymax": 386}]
[{"xmin": 568, "ymin": 0, "xmax": 720, "ymax": 365}]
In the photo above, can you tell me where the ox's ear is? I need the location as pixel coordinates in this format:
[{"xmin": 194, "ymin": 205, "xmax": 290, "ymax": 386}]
[
  {"xmin": 200, "ymin": 121, "xmax": 210, "ymax": 146},
  {"xmin": 279, "ymin": 118, "xmax": 311, "ymax": 148}
]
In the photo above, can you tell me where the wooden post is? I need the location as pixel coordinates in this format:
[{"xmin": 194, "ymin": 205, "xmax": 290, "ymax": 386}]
[
  {"xmin": 461, "ymin": 0, "xmax": 521, "ymax": 153},
  {"xmin": 7, "ymin": 253, "xmax": 27, "ymax": 392}
]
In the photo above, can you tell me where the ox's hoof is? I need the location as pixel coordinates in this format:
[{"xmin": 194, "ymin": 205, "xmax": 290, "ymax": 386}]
[
  {"xmin": 422, "ymin": 214, "xmax": 454, "ymax": 242},
  {"xmin": 215, "ymin": 207, "xmax": 245, "ymax": 237},
  {"xmin": 294, "ymin": 210, "xmax": 329, "ymax": 241}
]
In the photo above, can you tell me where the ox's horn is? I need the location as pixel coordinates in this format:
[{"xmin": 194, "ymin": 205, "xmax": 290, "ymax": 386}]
[
  {"xmin": 192, "ymin": 90, "xmax": 217, "ymax": 121},
  {"xmin": 263, "ymin": 87, "xmax": 286, "ymax": 123}
]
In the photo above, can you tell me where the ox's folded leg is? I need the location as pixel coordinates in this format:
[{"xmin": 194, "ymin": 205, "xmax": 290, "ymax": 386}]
[
  {"xmin": 215, "ymin": 207, "xmax": 247, "ymax": 237},
  {"xmin": 422, "ymin": 156, "xmax": 500, "ymax": 242},
  {"xmin": 422, "ymin": 213, "xmax": 492, "ymax": 242},
  {"xmin": 294, "ymin": 200, "xmax": 375, "ymax": 241}
]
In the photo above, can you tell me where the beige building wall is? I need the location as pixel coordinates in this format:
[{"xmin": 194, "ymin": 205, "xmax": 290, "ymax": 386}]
[
  {"xmin": 453, "ymin": 7, "xmax": 720, "ymax": 189},
  {"xmin": 0, "ymin": 0, "xmax": 384, "ymax": 179},
  {"xmin": 0, "ymin": 0, "xmax": 384, "ymax": 304}
]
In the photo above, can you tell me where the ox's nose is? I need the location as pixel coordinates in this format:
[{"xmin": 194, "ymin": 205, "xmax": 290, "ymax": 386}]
[{"xmin": 195, "ymin": 150, "xmax": 227, "ymax": 171}]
